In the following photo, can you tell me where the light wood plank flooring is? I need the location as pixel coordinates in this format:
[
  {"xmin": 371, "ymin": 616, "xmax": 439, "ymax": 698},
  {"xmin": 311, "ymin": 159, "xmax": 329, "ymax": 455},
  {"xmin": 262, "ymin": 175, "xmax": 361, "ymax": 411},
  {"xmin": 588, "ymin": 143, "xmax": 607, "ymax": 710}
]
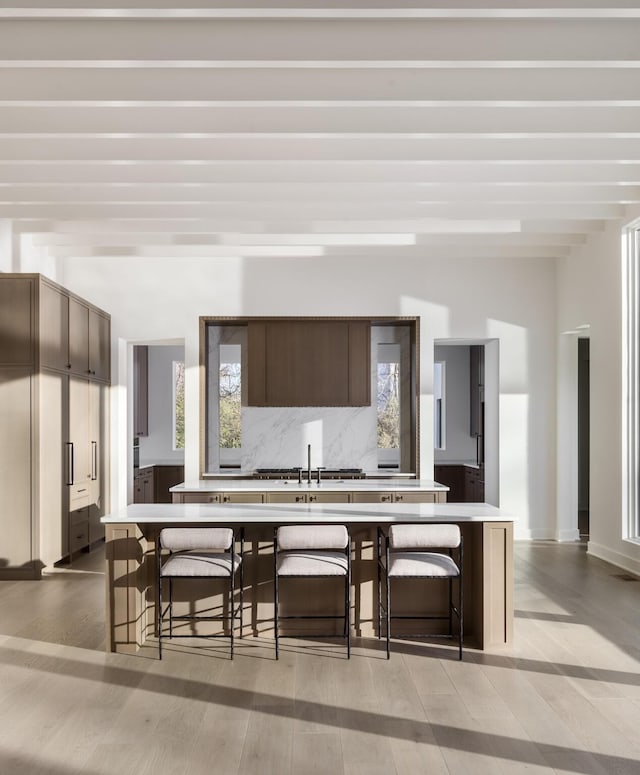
[{"xmin": 0, "ymin": 541, "xmax": 638, "ymax": 774}]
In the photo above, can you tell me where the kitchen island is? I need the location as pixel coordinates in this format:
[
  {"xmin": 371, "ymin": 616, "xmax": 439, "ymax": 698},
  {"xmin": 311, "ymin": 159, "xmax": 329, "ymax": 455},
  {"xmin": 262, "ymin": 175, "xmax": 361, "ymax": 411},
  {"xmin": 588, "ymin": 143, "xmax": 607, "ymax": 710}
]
[{"xmin": 103, "ymin": 501, "xmax": 513, "ymax": 656}]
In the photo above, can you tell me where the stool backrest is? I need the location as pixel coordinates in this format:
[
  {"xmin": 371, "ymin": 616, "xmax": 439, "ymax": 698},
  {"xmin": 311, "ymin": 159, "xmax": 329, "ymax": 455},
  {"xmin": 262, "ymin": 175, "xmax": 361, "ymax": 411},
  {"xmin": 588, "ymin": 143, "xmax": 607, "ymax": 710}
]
[
  {"xmin": 277, "ymin": 524, "xmax": 348, "ymax": 551},
  {"xmin": 389, "ymin": 523, "xmax": 460, "ymax": 550},
  {"xmin": 159, "ymin": 527, "xmax": 233, "ymax": 552}
]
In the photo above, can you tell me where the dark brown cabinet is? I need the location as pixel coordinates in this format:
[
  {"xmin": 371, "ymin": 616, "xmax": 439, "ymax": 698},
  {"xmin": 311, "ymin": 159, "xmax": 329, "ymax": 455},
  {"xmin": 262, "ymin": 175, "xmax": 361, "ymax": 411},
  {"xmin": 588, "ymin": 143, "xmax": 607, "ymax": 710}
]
[
  {"xmin": 248, "ymin": 319, "xmax": 370, "ymax": 407},
  {"xmin": 133, "ymin": 345, "xmax": 148, "ymax": 437},
  {"xmin": 134, "ymin": 464, "xmax": 184, "ymax": 504},
  {"xmin": 470, "ymin": 344, "xmax": 484, "ymax": 438},
  {"xmin": 134, "ymin": 467, "xmax": 154, "ymax": 504},
  {"xmin": 434, "ymin": 464, "xmax": 484, "ymax": 503},
  {"xmin": 153, "ymin": 465, "xmax": 185, "ymax": 503}
]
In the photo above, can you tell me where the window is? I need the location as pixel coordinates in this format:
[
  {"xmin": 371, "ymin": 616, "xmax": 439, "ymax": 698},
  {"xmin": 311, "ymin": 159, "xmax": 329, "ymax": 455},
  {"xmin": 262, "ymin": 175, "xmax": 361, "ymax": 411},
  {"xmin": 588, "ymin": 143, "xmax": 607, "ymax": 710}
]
[
  {"xmin": 173, "ymin": 360, "xmax": 185, "ymax": 450},
  {"xmin": 219, "ymin": 345, "xmax": 241, "ymax": 451},
  {"xmin": 623, "ymin": 224, "xmax": 640, "ymax": 539},
  {"xmin": 377, "ymin": 361, "xmax": 400, "ymax": 450}
]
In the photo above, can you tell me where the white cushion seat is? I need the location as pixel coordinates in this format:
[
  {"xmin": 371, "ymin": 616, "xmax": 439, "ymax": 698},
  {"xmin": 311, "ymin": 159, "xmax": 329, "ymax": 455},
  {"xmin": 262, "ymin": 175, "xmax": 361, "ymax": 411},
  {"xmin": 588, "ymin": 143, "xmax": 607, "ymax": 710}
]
[
  {"xmin": 388, "ymin": 551, "xmax": 459, "ymax": 578},
  {"xmin": 161, "ymin": 550, "xmax": 242, "ymax": 578},
  {"xmin": 277, "ymin": 550, "xmax": 348, "ymax": 577}
]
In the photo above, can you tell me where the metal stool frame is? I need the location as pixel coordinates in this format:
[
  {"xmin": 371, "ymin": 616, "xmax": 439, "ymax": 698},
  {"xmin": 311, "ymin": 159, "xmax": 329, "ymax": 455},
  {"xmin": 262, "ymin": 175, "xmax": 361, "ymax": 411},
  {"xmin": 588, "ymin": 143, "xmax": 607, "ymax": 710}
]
[
  {"xmin": 377, "ymin": 525, "xmax": 463, "ymax": 660},
  {"xmin": 156, "ymin": 527, "xmax": 244, "ymax": 659},
  {"xmin": 274, "ymin": 526, "xmax": 351, "ymax": 660}
]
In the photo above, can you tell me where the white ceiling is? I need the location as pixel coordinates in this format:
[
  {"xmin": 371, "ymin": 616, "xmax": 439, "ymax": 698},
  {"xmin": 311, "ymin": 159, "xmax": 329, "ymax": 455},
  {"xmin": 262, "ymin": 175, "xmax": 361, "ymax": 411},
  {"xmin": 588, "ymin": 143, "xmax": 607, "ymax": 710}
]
[{"xmin": 4, "ymin": 1, "xmax": 640, "ymax": 262}]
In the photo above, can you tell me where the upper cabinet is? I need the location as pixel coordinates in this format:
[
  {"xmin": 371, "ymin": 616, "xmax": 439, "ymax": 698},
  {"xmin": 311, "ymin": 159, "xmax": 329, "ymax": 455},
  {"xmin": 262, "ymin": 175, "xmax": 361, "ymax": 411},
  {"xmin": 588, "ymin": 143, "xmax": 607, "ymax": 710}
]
[
  {"xmin": 470, "ymin": 344, "xmax": 485, "ymax": 438},
  {"xmin": 133, "ymin": 345, "xmax": 149, "ymax": 436},
  {"xmin": 248, "ymin": 319, "xmax": 371, "ymax": 407},
  {"xmin": 37, "ymin": 278, "xmax": 110, "ymax": 382},
  {"xmin": 0, "ymin": 277, "xmax": 34, "ymax": 365}
]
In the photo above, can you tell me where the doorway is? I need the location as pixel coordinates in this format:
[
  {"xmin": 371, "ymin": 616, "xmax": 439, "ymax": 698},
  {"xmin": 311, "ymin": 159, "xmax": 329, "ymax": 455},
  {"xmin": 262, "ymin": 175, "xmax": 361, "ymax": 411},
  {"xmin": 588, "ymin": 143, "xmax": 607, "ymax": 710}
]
[
  {"xmin": 433, "ymin": 339, "xmax": 499, "ymax": 506},
  {"xmin": 578, "ymin": 337, "xmax": 590, "ymax": 538}
]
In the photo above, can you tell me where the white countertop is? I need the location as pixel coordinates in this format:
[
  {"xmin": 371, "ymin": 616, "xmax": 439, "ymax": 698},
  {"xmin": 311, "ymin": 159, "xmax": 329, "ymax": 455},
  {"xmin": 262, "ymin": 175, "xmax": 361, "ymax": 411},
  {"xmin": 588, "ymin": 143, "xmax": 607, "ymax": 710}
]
[
  {"xmin": 170, "ymin": 478, "xmax": 449, "ymax": 493},
  {"xmin": 102, "ymin": 502, "xmax": 513, "ymax": 525}
]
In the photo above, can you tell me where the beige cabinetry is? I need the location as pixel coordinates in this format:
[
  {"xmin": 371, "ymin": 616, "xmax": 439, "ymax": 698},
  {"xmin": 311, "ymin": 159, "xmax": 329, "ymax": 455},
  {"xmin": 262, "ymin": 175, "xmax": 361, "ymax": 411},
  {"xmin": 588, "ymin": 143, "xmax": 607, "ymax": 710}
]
[
  {"xmin": 248, "ymin": 319, "xmax": 371, "ymax": 407},
  {"xmin": 176, "ymin": 491, "xmax": 265, "ymax": 504},
  {"xmin": 0, "ymin": 274, "xmax": 110, "ymax": 578},
  {"xmin": 37, "ymin": 280, "xmax": 110, "ymax": 382},
  {"xmin": 266, "ymin": 491, "xmax": 352, "ymax": 504},
  {"xmin": 174, "ymin": 488, "xmax": 442, "ymax": 505}
]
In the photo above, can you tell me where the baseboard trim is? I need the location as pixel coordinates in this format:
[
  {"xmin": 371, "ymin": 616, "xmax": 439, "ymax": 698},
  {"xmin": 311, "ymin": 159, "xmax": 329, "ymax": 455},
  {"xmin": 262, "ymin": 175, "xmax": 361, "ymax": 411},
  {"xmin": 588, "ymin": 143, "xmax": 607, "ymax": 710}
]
[{"xmin": 587, "ymin": 541, "xmax": 640, "ymax": 577}]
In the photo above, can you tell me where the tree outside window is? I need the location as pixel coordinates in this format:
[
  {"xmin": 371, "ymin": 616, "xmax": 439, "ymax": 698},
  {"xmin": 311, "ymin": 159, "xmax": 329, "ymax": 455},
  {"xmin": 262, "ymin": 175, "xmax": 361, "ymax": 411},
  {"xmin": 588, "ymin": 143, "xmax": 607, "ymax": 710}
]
[
  {"xmin": 219, "ymin": 362, "xmax": 241, "ymax": 449},
  {"xmin": 173, "ymin": 361, "xmax": 185, "ymax": 450},
  {"xmin": 377, "ymin": 362, "xmax": 400, "ymax": 448}
]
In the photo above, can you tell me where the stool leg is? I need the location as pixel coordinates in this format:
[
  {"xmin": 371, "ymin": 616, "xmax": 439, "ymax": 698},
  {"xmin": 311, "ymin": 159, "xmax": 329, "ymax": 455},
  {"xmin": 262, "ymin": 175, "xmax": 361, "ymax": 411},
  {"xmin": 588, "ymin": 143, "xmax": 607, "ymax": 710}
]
[
  {"xmin": 377, "ymin": 529, "xmax": 382, "ymax": 640},
  {"xmin": 169, "ymin": 578, "xmax": 173, "ymax": 638},
  {"xmin": 239, "ymin": 533, "xmax": 244, "ymax": 640},
  {"xmin": 346, "ymin": 548, "xmax": 351, "ymax": 659},
  {"xmin": 230, "ymin": 556, "xmax": 235, "ymax": 660},
  {"xmin": 158, "ymin": 574, "xmax": 163, "ymax": 660},
  {"xmin": 386, "ymin": 539, "xmax": 391, "ymax": 659},
  {"xmin": 274, "ymin": 537, "xmax": 279, "ymax": 660}
]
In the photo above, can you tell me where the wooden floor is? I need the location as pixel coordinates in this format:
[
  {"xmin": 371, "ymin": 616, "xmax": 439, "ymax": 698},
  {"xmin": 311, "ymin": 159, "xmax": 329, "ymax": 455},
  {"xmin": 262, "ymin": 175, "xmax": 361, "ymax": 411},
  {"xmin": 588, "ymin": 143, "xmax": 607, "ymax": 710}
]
[{"xmin": 0, "ymin": 541, "xmax": 638, "ymax": 775}]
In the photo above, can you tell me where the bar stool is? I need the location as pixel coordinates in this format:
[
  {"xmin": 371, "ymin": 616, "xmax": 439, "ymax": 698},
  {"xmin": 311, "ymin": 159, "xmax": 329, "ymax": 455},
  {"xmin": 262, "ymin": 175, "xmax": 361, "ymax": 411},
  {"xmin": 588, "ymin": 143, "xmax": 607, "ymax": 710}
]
[
  {"xmin": 378, "ymin": 523, "xmax": 463, "ymax": 659},
  {"xmin": 156, "ymin": 527, "xmax": 243, "ymax": 659},
  {"xmin": 274, "ymin": 524, "xmax": 351, "ymax": 659}
]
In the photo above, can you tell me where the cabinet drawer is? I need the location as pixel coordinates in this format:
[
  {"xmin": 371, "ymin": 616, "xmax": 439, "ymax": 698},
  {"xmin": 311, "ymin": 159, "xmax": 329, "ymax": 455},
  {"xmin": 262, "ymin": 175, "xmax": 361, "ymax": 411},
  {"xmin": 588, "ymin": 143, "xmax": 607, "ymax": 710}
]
[
  {"xmin": 69, "ymin": 519, "xmax": 89, "ymax": 553},
  {"xmin": 181, "ymin": 493, "xmax": 220, "ymax": 504}
]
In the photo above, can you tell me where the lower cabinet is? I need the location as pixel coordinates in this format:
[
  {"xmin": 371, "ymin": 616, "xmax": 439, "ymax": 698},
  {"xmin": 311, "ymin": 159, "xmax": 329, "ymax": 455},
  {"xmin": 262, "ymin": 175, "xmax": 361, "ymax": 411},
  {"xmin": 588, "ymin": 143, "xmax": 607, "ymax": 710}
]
[
  {"xmin": 434, "ymin": 465, "xmax": 484, "ymax": 503},
  {"xmin": 66, "ymin": 504, "xmax": 105, "ymax": 558},
  {"xmin": 134, "ymin": 468, "xmax": 154, "ymax": 503}
]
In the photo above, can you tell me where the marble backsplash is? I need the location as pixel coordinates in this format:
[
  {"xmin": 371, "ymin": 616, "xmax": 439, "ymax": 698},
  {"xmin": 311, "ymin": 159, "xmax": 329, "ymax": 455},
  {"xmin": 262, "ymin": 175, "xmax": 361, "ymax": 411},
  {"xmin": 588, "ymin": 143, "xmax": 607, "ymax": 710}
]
[{"xmin": 240, "ymin": 405, "xmax": 379, "ymax": 471}]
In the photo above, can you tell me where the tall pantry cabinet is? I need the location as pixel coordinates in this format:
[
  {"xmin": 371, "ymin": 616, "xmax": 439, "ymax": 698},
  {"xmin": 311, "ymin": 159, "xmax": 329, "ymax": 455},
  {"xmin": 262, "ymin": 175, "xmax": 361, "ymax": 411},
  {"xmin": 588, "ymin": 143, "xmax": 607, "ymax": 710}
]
[{"xmin": 0, "ymin": 274, "xmax": 110, "ymax": 579}]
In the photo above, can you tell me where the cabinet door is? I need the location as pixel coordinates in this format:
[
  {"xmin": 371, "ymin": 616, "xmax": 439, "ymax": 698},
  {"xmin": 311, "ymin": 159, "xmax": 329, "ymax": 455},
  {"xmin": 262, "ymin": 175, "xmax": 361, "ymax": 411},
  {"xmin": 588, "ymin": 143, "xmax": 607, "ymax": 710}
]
[
  {"xmin": 220, "ymin": 492, "xmax": 265, "ymax": 504},
  {"xmin": 308, "ymin": 491, "xmax": 351, "ymax": 503},
  {"xmin": 392, "ymin": 491, "xmax": 436, "ymax": 503},
  {"xmin": 0, "ymin": 278, "xmax": 34, "ymax": 365},
  {"xmin": 266, "ymin": 492, "xmax": 308, "ymax": 504},
  {"xmin": 88, "ymin": 309, "xmax": 110, "ymax": 382},
  {"xmin": 89, "ymin": 381, "xmax": 104, "ymax": 507},
  {"xmin": 68, "ymin": 297, "xmax": 90, "ymax": 376},
  {"xmin": 38, "ymin": 370, "xmax": 67, "ymax": 567},
  {"xmin": 248, "ymin": 320, "xmax": 370, "ymax": 407},
  {"xmin": 39, "ymin": 281, "xmax": 70, "ymax": 372},
  {"xmin": 153, "ymin": 465, "xmax": 185, "ymax": 504},
  {"xmin": 68, "ymin": 377, "xmax": 91, "ymax": 506},
  {"xmin": 69, "ymin": 506, "xmax": 90, "ymax": 554},
  {"xmin": 180, "ymin": 493, "xmax": 221, "ymax": 504},
  {"xmin": 133, "ymin": 345, "xmax": 148, "ymax": 436},
  {"xmin": 0, "ymin": 368, "xmax": 33, "ymax": 568},
  {"xmin": 351, "ymin": 492, "xmax": 394, "ymax": 503}
]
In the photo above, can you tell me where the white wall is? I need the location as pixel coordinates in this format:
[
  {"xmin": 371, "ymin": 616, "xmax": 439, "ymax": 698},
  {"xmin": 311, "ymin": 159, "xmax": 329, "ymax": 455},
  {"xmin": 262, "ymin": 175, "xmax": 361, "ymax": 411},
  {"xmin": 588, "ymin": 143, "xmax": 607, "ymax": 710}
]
[
  {"xmin": 55, "ymin": 253, "xmax": 557, "ymax": 540},
  {"xmin": 557, "ymin": 208, "xmax": 640, "ymax": 575}
]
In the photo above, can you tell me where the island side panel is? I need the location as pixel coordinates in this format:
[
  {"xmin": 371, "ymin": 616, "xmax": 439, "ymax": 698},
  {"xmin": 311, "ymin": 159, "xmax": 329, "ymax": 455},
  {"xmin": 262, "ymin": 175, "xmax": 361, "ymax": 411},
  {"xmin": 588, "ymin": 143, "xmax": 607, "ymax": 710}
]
[
  {"xmin": 481, "ymin": 520, "xmax": 514, "ymax": 648},
  {"xmin": 105, "ymin": 523, "xmax": 151, "ymax": 654}
]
